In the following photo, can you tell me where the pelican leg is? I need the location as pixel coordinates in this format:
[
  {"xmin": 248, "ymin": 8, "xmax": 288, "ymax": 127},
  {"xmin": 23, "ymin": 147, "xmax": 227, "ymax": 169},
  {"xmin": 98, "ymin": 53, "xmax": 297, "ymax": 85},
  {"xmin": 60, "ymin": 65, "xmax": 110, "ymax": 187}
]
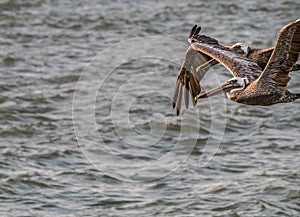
[{"xmin": 291, "ymin": 64, "xmax": 300, "ymax": 72}]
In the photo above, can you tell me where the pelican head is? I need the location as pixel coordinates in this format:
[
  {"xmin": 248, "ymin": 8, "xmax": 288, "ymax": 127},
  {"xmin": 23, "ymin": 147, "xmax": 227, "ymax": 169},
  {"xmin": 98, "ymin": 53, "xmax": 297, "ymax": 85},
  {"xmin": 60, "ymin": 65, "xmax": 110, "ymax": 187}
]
[
  {"xmin": 230, "ymin": 43, "xmax": 251, "ymax": 56},
  {"xmin": 194, "ymin": 77, "xmax": 249, "ymax": 100}
]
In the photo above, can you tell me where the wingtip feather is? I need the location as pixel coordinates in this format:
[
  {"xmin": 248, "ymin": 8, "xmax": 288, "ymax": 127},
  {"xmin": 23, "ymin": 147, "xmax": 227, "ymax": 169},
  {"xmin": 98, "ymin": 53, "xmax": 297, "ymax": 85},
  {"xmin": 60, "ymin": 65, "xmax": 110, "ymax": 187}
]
[
  {"xmin": 172, "ymin": 102, "xmax": 176, "ymax": 109},
  {"xmin": 176, "ymin": 108, "xmax": 180, "ymax": 116},
  {"xmin": 189, "ymin": 25, "xmax": 198, "ymax": 38}
]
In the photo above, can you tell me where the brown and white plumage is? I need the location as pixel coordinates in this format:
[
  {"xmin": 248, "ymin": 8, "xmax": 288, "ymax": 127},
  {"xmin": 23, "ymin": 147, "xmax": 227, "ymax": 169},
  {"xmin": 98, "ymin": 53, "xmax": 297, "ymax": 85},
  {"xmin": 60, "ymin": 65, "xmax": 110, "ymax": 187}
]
[
  {"xmin": 172, "ymin": 26, "xmax": 217, "ymax": 115},
  {"xmin": 172, "ymin": 47, "xmax": 214, "ymax": 116},
  {"xmin": 192, "ymin": 19, "xmax": 300, "ymax": 106},
  {"xmin": 173, "ymin": 26, "xmax": 236, "ymax": 115},
  {"xmin": 256, "ymin": 20, "xmax": 300, "ymax": 87},
  {"xmin": 172, "ymin": 23, "xmax": 300, "ymax": 115}
]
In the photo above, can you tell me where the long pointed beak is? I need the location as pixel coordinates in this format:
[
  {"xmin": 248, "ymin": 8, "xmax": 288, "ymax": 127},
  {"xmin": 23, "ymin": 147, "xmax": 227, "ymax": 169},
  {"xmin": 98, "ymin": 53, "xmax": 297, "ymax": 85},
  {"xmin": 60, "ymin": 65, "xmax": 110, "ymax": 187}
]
[{"xmin": 194, "ymin": 81, "xmax": 237, "ymax": 100}]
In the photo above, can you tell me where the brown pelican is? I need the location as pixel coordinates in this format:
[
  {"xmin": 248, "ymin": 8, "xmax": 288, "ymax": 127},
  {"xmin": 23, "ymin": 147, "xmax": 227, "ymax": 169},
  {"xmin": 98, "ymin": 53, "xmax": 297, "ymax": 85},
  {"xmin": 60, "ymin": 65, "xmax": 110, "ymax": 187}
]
[
  {"xmin": 173, "ymin": 19, "xmax": 300, "ymax": 115},
  {"xmin": 172, "ymin": 29, "xmax": 253, "ymax": 115},
  {"xmin": 191, "ymin": 19, "xmax": 300, "ymax": 105},
  {"xmin": 173, "ymin": 43, "xmax": 275, "ymax": 115}
]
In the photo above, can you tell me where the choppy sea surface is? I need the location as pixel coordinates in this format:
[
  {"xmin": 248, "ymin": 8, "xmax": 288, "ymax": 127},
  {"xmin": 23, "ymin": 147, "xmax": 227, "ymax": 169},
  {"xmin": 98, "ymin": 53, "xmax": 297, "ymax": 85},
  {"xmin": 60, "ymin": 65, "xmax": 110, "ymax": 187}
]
[{"xmin": 1, "ymin": 0, "xmax": 300, "ymax": 216}]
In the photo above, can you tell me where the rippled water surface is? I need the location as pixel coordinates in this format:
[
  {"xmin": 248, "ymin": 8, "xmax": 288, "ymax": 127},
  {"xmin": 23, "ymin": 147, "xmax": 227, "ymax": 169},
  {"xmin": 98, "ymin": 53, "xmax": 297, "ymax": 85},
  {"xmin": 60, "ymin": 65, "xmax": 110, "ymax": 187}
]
[{"xmin": 1, "ymin": 0, "xmax": 300, "ymax": 216}]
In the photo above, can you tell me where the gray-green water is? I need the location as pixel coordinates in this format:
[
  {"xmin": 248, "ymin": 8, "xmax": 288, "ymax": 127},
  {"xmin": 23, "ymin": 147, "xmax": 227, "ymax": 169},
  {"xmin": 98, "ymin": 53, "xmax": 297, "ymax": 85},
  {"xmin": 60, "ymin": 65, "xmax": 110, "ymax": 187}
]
[{"xmin": 1, "ymin": 0, "xmax": 300, "ymax": 216}]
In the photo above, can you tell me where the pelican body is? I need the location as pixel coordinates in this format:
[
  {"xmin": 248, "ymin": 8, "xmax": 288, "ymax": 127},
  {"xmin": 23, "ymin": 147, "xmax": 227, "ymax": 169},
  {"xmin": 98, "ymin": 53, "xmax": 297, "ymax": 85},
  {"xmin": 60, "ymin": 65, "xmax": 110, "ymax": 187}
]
[
  {"xmin": 192, "ymin": 19, "xmax": 300, "ymax": 106},
  {"xmin": 173, "ymin": 19, "xmax": 300, "ymax": 115}
]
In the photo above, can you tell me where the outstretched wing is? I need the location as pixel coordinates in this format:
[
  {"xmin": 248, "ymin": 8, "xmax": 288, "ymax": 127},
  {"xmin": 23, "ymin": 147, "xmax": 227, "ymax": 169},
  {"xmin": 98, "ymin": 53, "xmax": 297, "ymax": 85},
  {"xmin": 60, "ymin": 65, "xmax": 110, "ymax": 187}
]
[
  {"xmin": 189, "ymin": 33, "xmax": 262, "ymax": 81},
  {"xmin": 172, "ymin": 46, "xmax": 212, "ymax": 115},
  {"xmin": 173, "ymin": 25, "xmax": 218, "ymax": 116},
  {"xmin": 256, "ymin": 19, "xmax": 300, "ymax": 87},
  {"xmin": 247, "ymin": 47, "xmax": 274, "ymax": 70}
]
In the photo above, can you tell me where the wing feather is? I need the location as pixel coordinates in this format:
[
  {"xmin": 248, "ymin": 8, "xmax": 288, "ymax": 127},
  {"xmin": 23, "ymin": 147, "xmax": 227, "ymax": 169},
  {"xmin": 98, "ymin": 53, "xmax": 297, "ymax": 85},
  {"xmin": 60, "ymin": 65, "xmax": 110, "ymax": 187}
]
[
  {"xmin": 172, "ymin": 46, "xmax": 210, "ymax": 115},
  {"xmin": 257, "ymin": 19, "xmax": 300, "ymax": 87},
  {"xmin": 196, "ymin": 59, "xmax": 219, "ymax": 80},
  {"xmin": 184, "ymin": 86, "xmax": 189, "ymax": 109},
  {"xmin": 247, "ymin": 47, "xmax": 274, "ymax": 70},
  {"xmin": 172, "ymin": 81, "xmax": 180, "ymax": 109},
  {"xmin": 176, "ymin": 84, "xmax": 183, "ymax": 116}
]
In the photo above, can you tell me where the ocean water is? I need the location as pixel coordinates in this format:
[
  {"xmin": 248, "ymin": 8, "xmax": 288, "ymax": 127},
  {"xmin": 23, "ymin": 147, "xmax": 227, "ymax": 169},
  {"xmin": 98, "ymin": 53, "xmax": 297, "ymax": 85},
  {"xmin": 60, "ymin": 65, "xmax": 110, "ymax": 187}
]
[{"xmin": 0, "ymin": 0, "xmax": 300, "ymax": 216}]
